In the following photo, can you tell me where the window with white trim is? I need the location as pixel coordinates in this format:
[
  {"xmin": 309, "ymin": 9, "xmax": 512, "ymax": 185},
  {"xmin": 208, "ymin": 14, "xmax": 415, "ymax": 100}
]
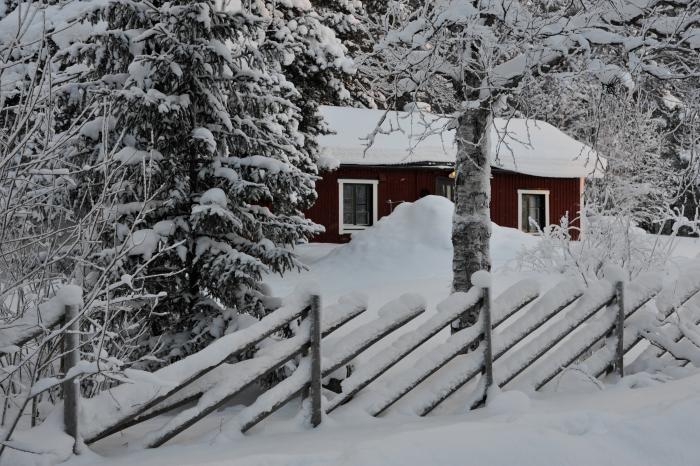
[
  {"xmin": 338, "ymin": 179, "xmax": 378, "ymax": 234},
  {"xmin": 518, "ymin": 189, "xmax": 550, "ymax": 233}
]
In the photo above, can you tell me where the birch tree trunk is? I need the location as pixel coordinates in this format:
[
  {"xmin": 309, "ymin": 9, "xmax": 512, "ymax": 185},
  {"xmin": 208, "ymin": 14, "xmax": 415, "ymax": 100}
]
[{"xmin": 452, "ymin": 108, "xmax": 492, "ymax": 329}]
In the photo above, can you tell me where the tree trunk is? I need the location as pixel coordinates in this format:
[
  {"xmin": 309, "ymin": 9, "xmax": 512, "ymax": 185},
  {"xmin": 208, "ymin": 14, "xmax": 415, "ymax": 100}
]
[{"xmin": 452, "ymin": 108, "xmax": 491, "ymax": 330}]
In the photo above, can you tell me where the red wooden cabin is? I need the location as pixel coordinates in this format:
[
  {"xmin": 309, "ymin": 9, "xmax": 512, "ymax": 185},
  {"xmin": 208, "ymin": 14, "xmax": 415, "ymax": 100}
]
[{"xmin": 306, "ymin": 106, "xmax": 601, "ymax": 243}]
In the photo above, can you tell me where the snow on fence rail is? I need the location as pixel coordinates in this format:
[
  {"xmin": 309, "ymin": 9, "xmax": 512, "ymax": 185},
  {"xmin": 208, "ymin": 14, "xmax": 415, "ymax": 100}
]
[
  {"xmin": 340, "ymin": 272, "xmax": 696, "ymax": 419},
  {"xmin": 0, "ymin": 286, "xmax": 84, "ymax": 456},
  {"xmin": 59, "ymin": 285, "xmax": 486, "ymax": 448},
  {"xmin": 325, "ymin": 288, "xmax": 484, "ymax": 414},
  {"xmin": 225, "ymin": 294, "xmax": 427, "ymax": 437},
  {"xmin": 579, "ymin": 270, "xmax": 700, "ymax": 379},
  {"xmin": 522, "ymin": 274, "xmax": 661, "ymax": 391},
  {"xmin": 0, "ymin": 286, "xmax": 82, "ymax": 354},
  {"xmin": 638, "ymin": 268, "xmax": 700, "ymax": 365}
]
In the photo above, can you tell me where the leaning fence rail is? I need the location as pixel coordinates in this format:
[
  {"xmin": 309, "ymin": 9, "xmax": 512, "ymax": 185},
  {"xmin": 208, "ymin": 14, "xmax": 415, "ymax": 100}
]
[
  {"xmin": 325, "ymin": 287, "xmax": 485, "ymax": 414},
  {"xmin": 526, "ymin": 275, "xmax": 661, "ymax": 391},
  {"xmin": 230, "ymin": 294, "xmax": 426, "ymax": 437}
]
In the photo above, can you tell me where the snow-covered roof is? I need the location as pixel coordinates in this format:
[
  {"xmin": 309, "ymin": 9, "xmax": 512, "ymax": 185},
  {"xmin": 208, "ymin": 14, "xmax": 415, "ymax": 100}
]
[{"xmin": 318, "ymin": 106, "xmax": 603, "ymax": 178}]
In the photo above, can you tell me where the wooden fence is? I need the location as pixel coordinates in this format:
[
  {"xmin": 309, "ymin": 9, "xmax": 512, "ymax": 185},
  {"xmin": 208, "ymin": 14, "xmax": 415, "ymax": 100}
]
[{"xmin": 3, "ymin": 270, "xmax": 700, "ymax": 453}]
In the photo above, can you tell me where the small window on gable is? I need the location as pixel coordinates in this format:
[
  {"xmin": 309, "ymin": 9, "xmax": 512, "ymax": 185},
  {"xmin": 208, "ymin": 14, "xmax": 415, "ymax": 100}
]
[
  {"xmin": 518, "ymin": 190, "xmax": 550, "ymax": 233},
  {"xmin": 338, "ymin": 179, "xmax": 378, "ymax": 234}
]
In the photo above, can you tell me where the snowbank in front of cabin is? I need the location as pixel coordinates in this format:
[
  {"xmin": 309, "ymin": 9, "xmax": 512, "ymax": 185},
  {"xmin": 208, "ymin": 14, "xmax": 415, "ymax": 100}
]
[
  {"xmin": 268, "ymin": 195, "xmax": 540, "ymax": 299},
  {"xmin": 316, "ymin": 195, "xmax": 454, "ymax": 286},
  {"xmin": 275, "ymin": 195, "xmax": 700, "ymax": 303},
  {"xmin": 316, "ymin": 194, "xmax": 539, "ymax": 279}
]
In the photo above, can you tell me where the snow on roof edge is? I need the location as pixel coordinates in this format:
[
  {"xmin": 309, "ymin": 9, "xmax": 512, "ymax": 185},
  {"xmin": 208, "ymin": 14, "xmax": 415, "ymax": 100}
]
[{"xmin": 317, "ymin": 106, "xmax": 605, "ymax": 179}]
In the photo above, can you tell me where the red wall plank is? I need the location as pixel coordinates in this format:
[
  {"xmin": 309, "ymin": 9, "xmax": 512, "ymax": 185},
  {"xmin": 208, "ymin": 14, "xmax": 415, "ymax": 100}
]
[{"xmin": 305, "ymin": 166, "xmax": 581, "ymax": 243}]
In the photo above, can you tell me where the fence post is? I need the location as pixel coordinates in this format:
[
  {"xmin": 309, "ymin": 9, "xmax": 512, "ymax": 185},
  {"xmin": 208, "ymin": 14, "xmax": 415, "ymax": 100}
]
[
  {"xmin": 482, "ymin": 286, "xmax": 494, "ymax": 391},
  {"xmin": 63, "ymin": 304, "xmax": 80, "ymax": 453},
  {"xmin": 614, "ymin": 280, "xmax": 625, "ymax": 378},
  {"xmin": 309, "ymin": 294, "xmax": 322, "ymax": 428}
]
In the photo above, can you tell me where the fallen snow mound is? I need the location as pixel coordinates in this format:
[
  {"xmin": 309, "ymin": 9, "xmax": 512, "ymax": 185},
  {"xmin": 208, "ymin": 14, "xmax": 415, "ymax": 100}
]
[
  {"xmin": 335, "ymin": 195, "xmax": 454, "ymax": 255},
  {"xmin": 312, "ymin": 196, "xmax": 537, "ymax": 289}
]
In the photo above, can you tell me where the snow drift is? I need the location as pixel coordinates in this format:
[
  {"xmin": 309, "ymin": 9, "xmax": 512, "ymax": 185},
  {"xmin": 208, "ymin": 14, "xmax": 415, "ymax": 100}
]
[{"xmin": 292, "ymin": 196, "xmax": 538, "ymax": 297}]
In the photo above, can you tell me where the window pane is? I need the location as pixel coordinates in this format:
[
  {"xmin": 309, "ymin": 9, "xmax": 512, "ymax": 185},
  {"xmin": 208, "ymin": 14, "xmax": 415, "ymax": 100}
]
[
  {"xmin": 522, "ymin": 193, "xmax": 546, "ymax": 232},
  {"xmin": 343, "ymin": 184, "xmax": 354, "ymax": 224},
  {"xmin": 521, "ymin": 198, "xmax": 530, "ymax": 232},
  {"xmin": 356, "ymin": 184, "xmax": 367, "ymax": 203},
  {"xmin": 355, "ymin": 184, "xmax": 372, "ymax": 226},
  {"xmin": 356, "ymin": 210, "xmax": 370, "ymax": 225},
  {"xmin": 342, "ymin": 183, "xmax": 373, "ymax": 227}
]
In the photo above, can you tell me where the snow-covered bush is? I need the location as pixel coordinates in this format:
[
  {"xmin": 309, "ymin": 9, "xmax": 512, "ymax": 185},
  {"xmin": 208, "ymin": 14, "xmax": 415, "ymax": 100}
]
[
  {"xmin": 0, "ymin": 2, "xmax": 176, "ymax": 441},
  {"xmin": 515, "ymin": 85, "xmax": 699, "ymax": 282},
  {"xmin": 516, "ymin": 211, "xmax": 676, "ymax": 283}
]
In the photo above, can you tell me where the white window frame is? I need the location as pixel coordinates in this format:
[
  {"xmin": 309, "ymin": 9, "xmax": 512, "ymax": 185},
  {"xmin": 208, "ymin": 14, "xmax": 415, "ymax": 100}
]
[
  {"xmin": 338, "ymin": 179, "xmax": 379, "ymax": 234},
  {"xmin": 517, "ymin": 189, "xmax": 550, "ymax": 233}
]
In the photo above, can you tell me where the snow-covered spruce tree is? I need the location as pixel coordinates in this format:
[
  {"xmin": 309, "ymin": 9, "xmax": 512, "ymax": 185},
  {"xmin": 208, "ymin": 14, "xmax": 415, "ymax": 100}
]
[
  {"xmin": 56, "ymin": 1, "xmax": 322, "ymax": 364},
  {"xmin": 240, "ymin": 0, "xmax": 361, "ymax": 190},
  {"xmin": 311, "ymin": 0, "xmax": 385, "ymax": 108},
  {"xmin": 367, "ymin": 0, "xmax": 700, "ymax": 329}
]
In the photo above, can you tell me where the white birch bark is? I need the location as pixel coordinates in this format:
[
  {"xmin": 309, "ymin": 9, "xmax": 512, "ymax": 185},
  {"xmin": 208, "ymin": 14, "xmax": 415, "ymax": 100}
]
[{"xmin": 452, "ymin": 108, "xmax": 491, "ymax": 328}]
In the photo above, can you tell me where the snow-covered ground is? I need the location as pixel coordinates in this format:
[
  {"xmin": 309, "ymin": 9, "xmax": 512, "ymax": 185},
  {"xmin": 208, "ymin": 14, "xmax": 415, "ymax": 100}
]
[
  {"xmin": 24, "ymin": 196, "xmax": 700, "ymax": 466},
  {"xmin": 74, "ymin": 372, "xmax": 700, "ymax": 466}
]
